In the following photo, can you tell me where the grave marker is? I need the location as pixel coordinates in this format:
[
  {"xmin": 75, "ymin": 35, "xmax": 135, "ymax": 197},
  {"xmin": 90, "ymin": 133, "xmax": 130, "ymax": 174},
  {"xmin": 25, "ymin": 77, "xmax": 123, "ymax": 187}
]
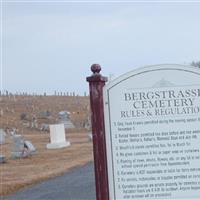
[
  {"xmin": 58, "ymin": 111, "xmax": 75, "ymax": 129},
  {"xmin": 0, "ymin": 109, "xmax": 3, "ymax": 117},
  {"xmin": 0, "ymin": 155, "xmax": 6, "ymax": 164},
  {"xmin": 11, "ymin": 135, "xmax": 25, "ymax": 158},
  {"xmin": 88, "ymin": 132, "xmax": 92, "ymax": 141},
  {"xmin": 47, "ymin": 124, "xmax": 70, "ymax": 149},
  {"xmin": 24, "ymin": 140, "xmax": 37, "ymax": 154},
  {"xmin": 0, "ymin": 129, "xmax": 6, "ymax": 145},
  {"xmin": 12, "ymin": 135, "xmax": 37, "ymax": 158}
]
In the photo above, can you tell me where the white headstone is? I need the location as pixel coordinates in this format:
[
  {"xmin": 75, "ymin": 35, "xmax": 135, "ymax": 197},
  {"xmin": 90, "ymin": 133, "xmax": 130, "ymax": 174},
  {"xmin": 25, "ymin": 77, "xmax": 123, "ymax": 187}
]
[
  {"xmin": 88, "ymin": 133, "xmax": 92, "ymax": 141},
  {"xmin": 0, "ymin": 129, "xmax": 6, "ymax": 145},
  {"xmin": 47, "ymin": 124, "xmax": 70, "ymax": 149}
]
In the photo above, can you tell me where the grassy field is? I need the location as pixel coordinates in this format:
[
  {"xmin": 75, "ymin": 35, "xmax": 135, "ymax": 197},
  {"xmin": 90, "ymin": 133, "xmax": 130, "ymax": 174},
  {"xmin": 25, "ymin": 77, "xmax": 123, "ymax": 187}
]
[{"xmin": 0, "ymin": 95, "xmax": 93, "ymax": 197}]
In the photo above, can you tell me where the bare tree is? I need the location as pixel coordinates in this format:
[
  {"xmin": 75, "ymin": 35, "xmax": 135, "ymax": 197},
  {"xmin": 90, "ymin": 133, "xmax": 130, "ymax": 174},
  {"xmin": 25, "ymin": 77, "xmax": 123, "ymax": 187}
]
[{"xmin": 191, "ymin": 61, "xmax": 200, "ymax": 68}]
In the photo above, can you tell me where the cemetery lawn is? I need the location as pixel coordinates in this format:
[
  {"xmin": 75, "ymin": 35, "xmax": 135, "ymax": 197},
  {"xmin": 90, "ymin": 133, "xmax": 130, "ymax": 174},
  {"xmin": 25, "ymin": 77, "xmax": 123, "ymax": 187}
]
[{"xmin": 0, "ymin": 129, "xmax": 93, "ymax": 197}]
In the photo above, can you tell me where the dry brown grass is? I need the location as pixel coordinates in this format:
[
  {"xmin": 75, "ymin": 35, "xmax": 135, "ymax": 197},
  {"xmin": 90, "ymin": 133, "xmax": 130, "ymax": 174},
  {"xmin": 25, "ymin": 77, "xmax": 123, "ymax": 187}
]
[
  {"xmin": 0, "ymin": 95, "xmax": 93, "ymax": 197},
  {"xmin": 0, "ymin": 130, "xmax": 93, "ymax": 197}
]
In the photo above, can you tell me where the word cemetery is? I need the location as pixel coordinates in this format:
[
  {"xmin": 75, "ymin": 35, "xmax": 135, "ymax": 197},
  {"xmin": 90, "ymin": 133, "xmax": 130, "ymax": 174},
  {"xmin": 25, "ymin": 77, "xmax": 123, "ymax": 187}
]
[
  {"xmin": 87, "ymin": 64, "xmax": 200, "ymax": 200},
  {"xmin": 123, "ymin": 88, "xmax": 200, "ymax": 117}
]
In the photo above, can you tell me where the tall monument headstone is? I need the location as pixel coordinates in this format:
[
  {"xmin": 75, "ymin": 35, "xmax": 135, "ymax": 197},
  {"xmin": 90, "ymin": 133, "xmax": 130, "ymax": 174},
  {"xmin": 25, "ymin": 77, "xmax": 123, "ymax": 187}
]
[{"xmin": 47, "ymin": 124, "xmax": 70, "ymax": 149}]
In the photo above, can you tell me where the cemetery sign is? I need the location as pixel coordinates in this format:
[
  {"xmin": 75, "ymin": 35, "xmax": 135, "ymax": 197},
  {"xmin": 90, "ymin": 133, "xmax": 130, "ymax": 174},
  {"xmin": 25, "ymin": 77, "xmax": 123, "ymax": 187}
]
[{"xmin": 87, "ymin": 64, "xmax": 200, "ymax": 200}]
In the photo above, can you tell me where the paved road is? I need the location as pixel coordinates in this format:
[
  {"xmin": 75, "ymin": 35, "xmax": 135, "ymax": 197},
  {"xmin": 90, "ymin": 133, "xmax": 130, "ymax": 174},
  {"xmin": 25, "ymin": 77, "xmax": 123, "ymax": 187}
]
[{"xmin": 3, "ymin": 162, "xmax": 96, "ymax": 200}]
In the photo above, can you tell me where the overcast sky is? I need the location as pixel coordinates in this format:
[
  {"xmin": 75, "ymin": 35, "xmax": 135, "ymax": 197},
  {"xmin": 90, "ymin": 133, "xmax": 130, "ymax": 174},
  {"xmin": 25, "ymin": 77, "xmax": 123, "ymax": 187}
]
[{"xmin": 1, "ymin": 1, "xmax": 200, "ymax": 95}]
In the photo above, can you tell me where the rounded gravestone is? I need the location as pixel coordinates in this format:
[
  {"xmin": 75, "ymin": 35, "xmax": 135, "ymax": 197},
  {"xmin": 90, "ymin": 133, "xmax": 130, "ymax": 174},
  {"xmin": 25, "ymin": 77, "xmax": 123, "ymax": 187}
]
[{"xmin": 103, "ymin": 64, "xmax": 200, "ymax": 200}]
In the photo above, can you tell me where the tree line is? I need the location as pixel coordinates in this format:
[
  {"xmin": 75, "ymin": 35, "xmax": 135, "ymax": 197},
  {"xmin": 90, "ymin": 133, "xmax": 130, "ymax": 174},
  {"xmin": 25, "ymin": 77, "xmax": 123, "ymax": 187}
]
[{"xmin": 191, "ymin": 61, "xmax": 200, "ymax": 68}]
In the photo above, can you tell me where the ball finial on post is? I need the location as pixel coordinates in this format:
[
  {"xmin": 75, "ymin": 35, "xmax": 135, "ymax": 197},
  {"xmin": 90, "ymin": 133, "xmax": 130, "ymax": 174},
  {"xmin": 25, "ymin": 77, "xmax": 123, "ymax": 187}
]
[{"xmin": 91, "ymin": 64, "xmax": 101, "ymax": 74}]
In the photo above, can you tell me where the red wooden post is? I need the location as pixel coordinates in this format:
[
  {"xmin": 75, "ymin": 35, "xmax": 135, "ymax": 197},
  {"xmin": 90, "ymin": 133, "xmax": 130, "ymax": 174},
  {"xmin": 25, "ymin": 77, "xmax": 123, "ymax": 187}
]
[{"xmin": 86, "ymin": 64, "xmax": 109, "ymax": 200}]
